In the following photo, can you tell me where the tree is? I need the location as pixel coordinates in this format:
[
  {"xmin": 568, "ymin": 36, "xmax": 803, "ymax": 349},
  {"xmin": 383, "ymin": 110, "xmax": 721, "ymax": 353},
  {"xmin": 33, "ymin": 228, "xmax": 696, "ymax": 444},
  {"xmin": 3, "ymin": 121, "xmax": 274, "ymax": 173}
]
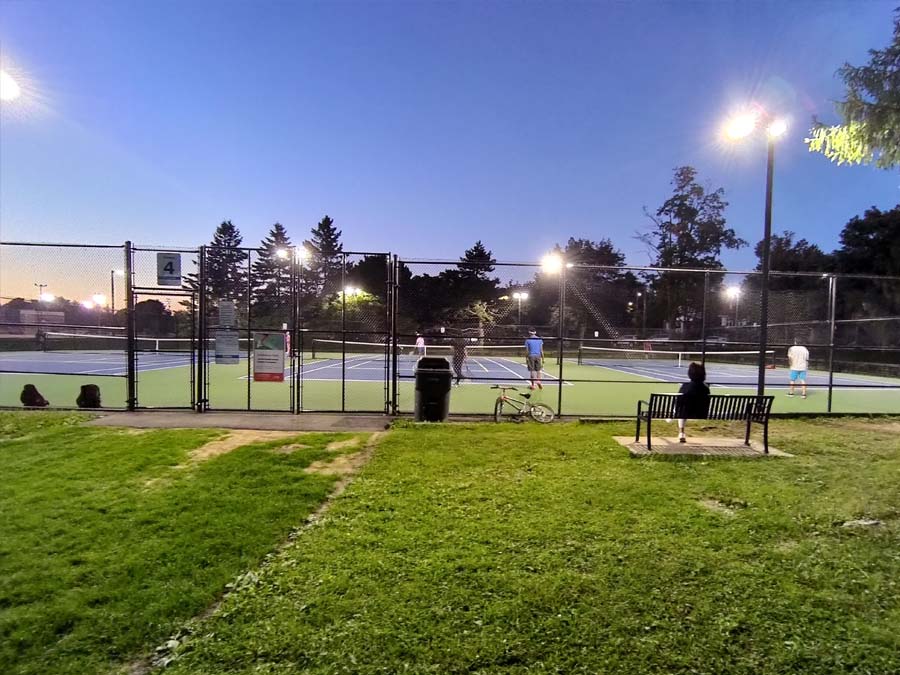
[
  {"xmin": 182, "ymin": 221, "xmax": 247, "ymax": 315},
  {"xmin": 832, "ymin": 206, "xmax": 900, "ymax": 345},
  {"xmin": 756, "ymin": 231, "xmax": 833, "ymax": 275},
  {"xmin": 806, "ymin": 11, "xmax": 900, "ymax": 168},
  {"xmin": 638, "ymin": 166, "xmax": 745, "ymax": 335},
  {"xmin": 304, "ymin": 215, "xmax": 343, "ymax": 297},
  {"xmin": 833, "ymin": 205, "xmax": 900, "ymax": 276},
  {"xmin": 443, "ymin": 241, "xmax": 500, "ymax": 316},
  {"xmin": 561, "ymin": 238, "xmax": 639, "ymax": 339},
  {"xmin": 345, "ymin": 255, "xmax": 389, "ymax": 303},
  {"xmin": 206, "ymin": 221, "xmax": 248, "ymax": 301},
  {"xmin": 134, "ymin": 299, "xmax": 173, "ymax": 336},
  {"xmin": 457, "ymin": 240, "xmax": 496, "ymax": 280},
  {"xmin": 252, "ymin": 223, "xmax": 293, "ymax": 321}
]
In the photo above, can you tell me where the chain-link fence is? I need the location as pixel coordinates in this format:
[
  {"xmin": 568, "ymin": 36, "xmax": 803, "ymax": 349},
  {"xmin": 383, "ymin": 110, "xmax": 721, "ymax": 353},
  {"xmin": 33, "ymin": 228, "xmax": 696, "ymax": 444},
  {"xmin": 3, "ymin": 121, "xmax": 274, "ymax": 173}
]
[{"xmin": 2, "ymin": 240, "xmax": 899, "ymax": 416}]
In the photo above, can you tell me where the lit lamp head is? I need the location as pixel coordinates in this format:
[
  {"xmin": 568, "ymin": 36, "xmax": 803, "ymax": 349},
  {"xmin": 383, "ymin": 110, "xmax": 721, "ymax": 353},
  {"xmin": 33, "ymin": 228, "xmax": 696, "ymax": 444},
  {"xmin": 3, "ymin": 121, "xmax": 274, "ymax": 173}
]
[
  {"xmin": 541, "ymin": 253, "xmax": 564, "ymax": 274},
  {"xmin": 114, "ymin": 269, "xmax": 125, "ymax": 277},
  {"xmin": 0, "ymin": 70, "xmax": 21, "ymax": 102},
  {"xmin": 39, "ymin": 292, "xmax": 55, "ymax": 302},
  {"xmin": 723, "ymin": 108, "xmax": 788, "ymax": 142}
]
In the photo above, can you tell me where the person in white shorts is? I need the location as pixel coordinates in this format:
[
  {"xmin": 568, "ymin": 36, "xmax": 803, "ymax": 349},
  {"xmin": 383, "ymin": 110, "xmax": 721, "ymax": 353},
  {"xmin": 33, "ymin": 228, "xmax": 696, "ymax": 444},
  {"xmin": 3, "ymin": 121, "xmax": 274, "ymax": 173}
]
[
  {"xmin": 787, "ymin": 338, "xmax": 810, "ymax": 399},
  {"xmin": 414, "ymin": 332, "xmax": 426, "ymax": 357}
]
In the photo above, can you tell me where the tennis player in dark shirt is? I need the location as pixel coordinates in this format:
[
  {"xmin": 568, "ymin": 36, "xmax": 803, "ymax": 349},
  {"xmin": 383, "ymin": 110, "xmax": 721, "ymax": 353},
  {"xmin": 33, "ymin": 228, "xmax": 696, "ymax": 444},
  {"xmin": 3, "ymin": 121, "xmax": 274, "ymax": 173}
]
[{"xmin": 677, "ymin": 362, "xmax": 710, "ymax": 443}]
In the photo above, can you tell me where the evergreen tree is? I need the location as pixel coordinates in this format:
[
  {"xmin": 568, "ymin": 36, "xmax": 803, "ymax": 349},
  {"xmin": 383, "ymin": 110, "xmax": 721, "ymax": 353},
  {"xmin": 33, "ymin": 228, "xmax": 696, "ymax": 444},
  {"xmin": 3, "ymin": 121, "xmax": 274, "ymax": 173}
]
[
  {"xmin": 252, "ymin": 223, "xmax": 293, "ymax": 320},
  {"xmin": 304, "ymin": 215, "xmax": 343, "ymax": 296},
  {"xmin": 182, "ymin": 221, "xmax": 247, "ymax": 314},
  {"xmin": 206, "ymin": 221, "xmax": 248, "ymax": 301}
]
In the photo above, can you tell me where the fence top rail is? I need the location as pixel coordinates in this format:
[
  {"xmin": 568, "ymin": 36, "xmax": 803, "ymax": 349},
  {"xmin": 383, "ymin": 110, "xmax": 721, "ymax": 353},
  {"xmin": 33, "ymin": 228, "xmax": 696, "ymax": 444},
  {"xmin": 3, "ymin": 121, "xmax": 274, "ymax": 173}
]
[
  {"xmin": 1, "ymin": 241, "xmax": 125, "ymax": 249},
  {"xmin": 132, "ymin": 246, "xmax": 199, "ymax": 253},
  {"xmin": 396, "ymin": 257, "xmax": 900, "ymax": 281},
  {"xmin": 1, "ymin": 242, "xmax": 898, "ymax": 281}
]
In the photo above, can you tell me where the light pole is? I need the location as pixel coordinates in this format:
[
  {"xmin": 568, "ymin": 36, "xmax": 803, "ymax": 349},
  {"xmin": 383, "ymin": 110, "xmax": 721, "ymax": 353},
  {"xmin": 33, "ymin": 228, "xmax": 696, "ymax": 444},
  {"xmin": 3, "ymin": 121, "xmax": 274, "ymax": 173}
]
[
  {"xmin": 111, "ymin": 269, "xmax": 125, "ymax": 314},
  {"xmin": 724, "ymin": 108, "xmax": 787, "ymax": 396},
  {"xmin": 512, "ymin": 291, "xmax": 529, "ymax": 325},
  {"xmin": 725, "ymin": 286, "xmax": 741, "ymax": 326}
]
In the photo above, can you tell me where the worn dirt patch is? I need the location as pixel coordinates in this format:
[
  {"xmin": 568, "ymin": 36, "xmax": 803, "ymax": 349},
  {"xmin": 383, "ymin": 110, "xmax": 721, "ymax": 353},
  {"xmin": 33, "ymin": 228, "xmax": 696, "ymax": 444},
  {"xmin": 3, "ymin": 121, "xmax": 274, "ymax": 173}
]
[
  {"xmin": 698, "ymin": 499, "xmax": 738, "ymax": 516},
  {"xmin": 840, "ymin": 421, "xmax": 900, "ymax": 435},
  {"xmin": 143, "ymin": 430, "xmax": 303, "ymax": 489},
  {"xmin": 270, "ymin": 443, "xmax": 311, "ymax": 455},
  {"xmin": 325, "ymin": 437, "xmax": 362, "ymax": 452},
  {"xmin": 189, "ymin": 430, "xmax": 299, "ymax": 462},
  {"xmin": 774, "ymin": 540, "xmax": 800, "ymax": 553},
  {"xmin": 305, "ymin": 452, "xmax": 367, "ymax": 476},
  {"xmin": 128, "ymin": 430, "xmax": 390, "ymax": 674}
]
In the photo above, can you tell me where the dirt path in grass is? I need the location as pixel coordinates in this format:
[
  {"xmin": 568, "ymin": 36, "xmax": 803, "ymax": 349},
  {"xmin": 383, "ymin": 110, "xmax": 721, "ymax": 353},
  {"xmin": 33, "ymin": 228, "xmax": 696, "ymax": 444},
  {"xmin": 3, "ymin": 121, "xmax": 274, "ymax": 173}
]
[{"xmin": 123, "ymin": 430, "xmax": 389, "ymax": 675}]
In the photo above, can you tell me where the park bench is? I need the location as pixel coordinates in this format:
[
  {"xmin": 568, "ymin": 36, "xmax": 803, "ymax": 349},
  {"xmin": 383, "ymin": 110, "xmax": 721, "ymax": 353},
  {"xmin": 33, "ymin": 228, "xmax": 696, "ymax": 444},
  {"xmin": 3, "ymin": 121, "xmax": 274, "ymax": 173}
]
[{"xmin": 635, "ymin": 393, "xmax": 775, "ymax": 453}]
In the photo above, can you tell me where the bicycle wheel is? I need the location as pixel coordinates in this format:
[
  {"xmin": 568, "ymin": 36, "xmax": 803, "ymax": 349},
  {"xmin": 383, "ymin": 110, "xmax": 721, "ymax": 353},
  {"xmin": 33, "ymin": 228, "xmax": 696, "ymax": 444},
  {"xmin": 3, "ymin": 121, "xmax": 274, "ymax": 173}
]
[
  {"xmin": 529, "ymin": 403, "xmax": 555, "ymax": 423},
  {"xmin": 494, "ymin": 398, "xmax": 505, "ymax": 423}
]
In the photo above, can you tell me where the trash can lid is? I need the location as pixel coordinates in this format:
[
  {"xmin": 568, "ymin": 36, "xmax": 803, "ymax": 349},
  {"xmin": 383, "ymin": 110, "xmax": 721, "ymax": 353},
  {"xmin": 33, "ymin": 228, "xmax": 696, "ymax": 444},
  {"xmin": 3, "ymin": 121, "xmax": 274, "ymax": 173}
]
[{"xmin": 415, "ymin": 356, "xmax": 451, "ymax": 371}]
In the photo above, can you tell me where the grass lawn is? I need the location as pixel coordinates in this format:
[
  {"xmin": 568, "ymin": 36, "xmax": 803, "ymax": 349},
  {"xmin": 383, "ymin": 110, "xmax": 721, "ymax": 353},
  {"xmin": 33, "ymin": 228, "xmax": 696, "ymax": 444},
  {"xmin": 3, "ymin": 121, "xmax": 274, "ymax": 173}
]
[
  {"xmin": 0, "ymin": 412, "xmax": 372, "ymax": 675},
  {"xmin": 3, "ymin": 358, "xmax": 899, "ymax": 415},
  {"xmin": 162, "ymin": 418, "xmax": 900, "ymax": 675}
]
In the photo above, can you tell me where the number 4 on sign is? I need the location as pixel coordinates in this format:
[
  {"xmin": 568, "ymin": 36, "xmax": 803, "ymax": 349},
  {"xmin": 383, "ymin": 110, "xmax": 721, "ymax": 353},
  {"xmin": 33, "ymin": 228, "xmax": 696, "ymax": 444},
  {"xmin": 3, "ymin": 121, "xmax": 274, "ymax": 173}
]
[{"xmin": 157, "ymin": 253, "xmax": 182, "ymax": 286}]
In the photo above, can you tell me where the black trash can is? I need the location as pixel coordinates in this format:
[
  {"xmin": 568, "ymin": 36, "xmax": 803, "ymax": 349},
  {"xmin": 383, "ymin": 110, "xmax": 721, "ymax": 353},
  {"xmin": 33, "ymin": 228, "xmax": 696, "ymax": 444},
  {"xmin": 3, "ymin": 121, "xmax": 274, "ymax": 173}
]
[{"xmin": 414, "ymin": 357, "xmax": 452, "ymax": 422}]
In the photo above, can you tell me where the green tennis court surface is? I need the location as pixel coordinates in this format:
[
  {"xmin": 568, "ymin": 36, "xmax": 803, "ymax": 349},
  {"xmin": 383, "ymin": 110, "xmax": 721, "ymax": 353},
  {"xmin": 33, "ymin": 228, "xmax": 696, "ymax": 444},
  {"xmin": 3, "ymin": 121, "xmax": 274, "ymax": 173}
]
[{"xmin": 3, "ymin": 351, "xmax": 899, "ymax": 414}]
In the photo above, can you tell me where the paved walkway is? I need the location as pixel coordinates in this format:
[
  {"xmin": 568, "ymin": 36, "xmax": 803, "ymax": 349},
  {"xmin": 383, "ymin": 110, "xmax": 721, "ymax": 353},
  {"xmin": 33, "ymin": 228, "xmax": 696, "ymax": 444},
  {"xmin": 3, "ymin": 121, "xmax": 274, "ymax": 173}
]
[
  {"xmin": 614, "ymin": 435, "xmax": 792, "ymax": 458},
  {"xmin": 88, "ymin": 411, "xmax": 392, "ymax": 432}
]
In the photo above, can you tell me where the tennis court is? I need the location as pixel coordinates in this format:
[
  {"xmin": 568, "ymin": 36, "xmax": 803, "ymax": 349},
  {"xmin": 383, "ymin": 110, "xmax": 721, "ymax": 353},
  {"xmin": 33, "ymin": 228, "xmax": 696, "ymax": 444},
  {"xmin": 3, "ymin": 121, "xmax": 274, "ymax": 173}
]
[{"xmin": 3, "ymin": 334, "xmax": 900, "ymax": 415}]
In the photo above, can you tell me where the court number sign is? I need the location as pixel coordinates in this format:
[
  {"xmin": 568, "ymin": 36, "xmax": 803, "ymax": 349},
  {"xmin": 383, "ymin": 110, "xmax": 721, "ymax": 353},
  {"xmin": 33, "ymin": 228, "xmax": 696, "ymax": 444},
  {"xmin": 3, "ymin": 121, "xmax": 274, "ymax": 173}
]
[{"xmin": 157, "ymin": 253, "xmax": 182, "ymax": 286}]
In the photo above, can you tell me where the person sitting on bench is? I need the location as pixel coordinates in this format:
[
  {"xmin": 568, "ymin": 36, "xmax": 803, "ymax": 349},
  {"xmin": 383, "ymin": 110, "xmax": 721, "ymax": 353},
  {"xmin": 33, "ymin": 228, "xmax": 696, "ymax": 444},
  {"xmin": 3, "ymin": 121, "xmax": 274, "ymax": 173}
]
[
  {"xmin": 20, "ymin": 384, "xmax": 50, "ymax": 408},
  {"xmin": 677, "ymin": 362, "xmax": 710, "ymax": 443},
  {"xmin": 76, "ymin": 384, "xmax": 102, "ymax": 409}
]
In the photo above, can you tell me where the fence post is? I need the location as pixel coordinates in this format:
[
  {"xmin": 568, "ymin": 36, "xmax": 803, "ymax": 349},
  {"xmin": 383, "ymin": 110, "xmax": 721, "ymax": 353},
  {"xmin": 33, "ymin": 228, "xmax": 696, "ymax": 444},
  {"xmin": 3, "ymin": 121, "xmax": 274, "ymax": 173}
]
[
  {"xmin": 827, "ymin": 274, "xmax": 837, "ymax": 413},
  {"xmin": 700, "ymin": 271, "xmax": 709, "ymax": 365},
  {"xmin": 196, "ymin": 246, "xmax": 207, "ymax": 412},
  {"xmin": 383, "ymin": 254, "xmax": 392, "ymax": 414},
  {"xmin": 557, "ymin": 265, "xmax": 566, "ymax": 416},
  {"xmin": 341, "ymin": 253, "xmax": 347, "ymax": 412},
  {"xmin": 124, "ymin": 241, "xmax": 136, "ymax": 411},
  {"xmin": 391, "ymin": 255, "xmax": 400, "ymax": 415}
]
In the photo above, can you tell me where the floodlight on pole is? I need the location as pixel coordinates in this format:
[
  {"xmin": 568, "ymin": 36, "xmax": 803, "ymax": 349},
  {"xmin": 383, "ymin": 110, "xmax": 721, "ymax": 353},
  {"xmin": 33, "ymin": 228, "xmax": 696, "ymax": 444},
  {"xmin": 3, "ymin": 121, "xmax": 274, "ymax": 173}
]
[
  {"xmin": 722, "ymin": 105, "xmax": 787, "ymax": 396},
  {"xmin": 0, "ymin": 70, "xmax": 21, "ymax": 102},
  {"xmin": 541, "ymin": 253, "xmax": 564, "ymax": 274},
  {"xmin": 512, "ymin": 291, "xmax": 529, "ymax": 324}
]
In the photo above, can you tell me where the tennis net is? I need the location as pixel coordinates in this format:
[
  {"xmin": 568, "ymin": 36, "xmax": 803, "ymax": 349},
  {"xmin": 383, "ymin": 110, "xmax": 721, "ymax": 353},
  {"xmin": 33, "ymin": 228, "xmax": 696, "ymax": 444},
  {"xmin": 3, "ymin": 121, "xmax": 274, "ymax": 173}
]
[
  {"xmin": 578, "ymin": 345, "xmax": 776, "ymax": 369},
  {"xmin": 311, "ymin": 339, "xmax": 530, "ymax": 362},
  {"xmin": 44, "ymin": 332, "xmax": 251, "ymax": 355}
]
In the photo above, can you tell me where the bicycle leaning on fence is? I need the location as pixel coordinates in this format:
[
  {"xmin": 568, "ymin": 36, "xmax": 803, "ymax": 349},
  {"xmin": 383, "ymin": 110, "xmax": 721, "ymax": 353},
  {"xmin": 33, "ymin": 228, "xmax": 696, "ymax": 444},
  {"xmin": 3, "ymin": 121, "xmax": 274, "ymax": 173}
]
[{"xmin": 491, "ymin": 385, "xmax": 555, "ymax": 423}]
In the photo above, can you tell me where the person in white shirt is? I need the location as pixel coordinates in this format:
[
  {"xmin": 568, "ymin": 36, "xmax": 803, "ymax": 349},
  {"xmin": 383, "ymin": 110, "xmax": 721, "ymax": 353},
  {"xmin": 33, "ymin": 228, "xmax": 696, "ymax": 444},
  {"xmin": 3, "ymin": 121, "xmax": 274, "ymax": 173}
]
[
  {"xmin": 787, "ymin": 338, "xmax": 810, "ymax": 399},
  {"xmin": 414, "ymin": 332, "xmax": 426, "ymax": 357}
]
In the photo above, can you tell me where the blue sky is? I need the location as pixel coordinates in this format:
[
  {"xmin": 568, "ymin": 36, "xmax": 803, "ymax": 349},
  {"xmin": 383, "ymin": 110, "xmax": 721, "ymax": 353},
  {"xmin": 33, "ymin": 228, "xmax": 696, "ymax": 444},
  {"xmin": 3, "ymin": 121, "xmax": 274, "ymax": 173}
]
[{"xmin": 1, "ymin": 0, "xmax": 897, "ymax": 273}]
